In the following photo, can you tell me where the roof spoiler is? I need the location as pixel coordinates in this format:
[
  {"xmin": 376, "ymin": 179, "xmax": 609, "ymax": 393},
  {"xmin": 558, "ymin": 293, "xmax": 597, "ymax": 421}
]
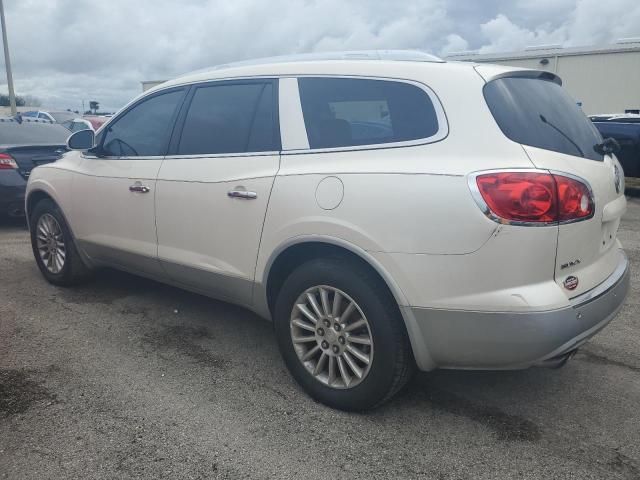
[{"xmin": 474, "ymin": 65, "xmax": 562, "ymax": 86}]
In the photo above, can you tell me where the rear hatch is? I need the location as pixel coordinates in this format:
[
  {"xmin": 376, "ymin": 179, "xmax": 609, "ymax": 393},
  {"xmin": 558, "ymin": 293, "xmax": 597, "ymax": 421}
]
[
  {"xmin": 9, "ymin": 145, "xmax": 67, "ymax": 180},
  {"xmin": 480, "ymin": 68, "xmax": 626, "ymax": 298}
]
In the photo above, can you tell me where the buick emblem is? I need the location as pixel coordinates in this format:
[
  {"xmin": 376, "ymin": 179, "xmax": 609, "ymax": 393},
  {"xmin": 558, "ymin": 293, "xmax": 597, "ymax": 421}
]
[
  {"xmin": 613, "ymin": 164, "xmax": 622, "ymax": 194},
  {"xmin": 563, "ymin": 276, "xmax": 579, "ymax": 291}
]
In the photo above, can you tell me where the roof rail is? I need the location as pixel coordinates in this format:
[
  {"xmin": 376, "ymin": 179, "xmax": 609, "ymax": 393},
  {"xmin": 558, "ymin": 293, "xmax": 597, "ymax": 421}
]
[{"xmin": 180, "ymin": 50, "xmax": 444, "ymax": 77}]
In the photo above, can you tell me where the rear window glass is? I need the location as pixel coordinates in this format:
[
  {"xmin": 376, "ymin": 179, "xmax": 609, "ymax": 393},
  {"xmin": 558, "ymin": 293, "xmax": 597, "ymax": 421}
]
[
  {"xmin": 298, "ymin": 77, "xmax": 439, "ymax": 149},
  {"xmin": 0, "ymin": 122, "xmax": 69, "ymax": 144},
  {"xmin": 484, "ymin": 77, "xmax": 603, "ymax": 161}
]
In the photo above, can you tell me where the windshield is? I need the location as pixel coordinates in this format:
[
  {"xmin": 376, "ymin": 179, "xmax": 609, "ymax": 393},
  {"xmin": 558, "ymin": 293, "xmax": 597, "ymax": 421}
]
[
  {"xmin": 0, "ymin": 122, "xmax": 70, "ymax": 145},
  {"xmin": 484, "ymin": 76, "xmax": 604, "ymax": 161}
]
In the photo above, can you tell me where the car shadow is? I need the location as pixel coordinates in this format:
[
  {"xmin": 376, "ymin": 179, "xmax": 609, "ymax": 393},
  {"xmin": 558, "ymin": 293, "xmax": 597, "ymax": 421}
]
[{"xmin": 0, "ymin": 215, "xmax": 28, "ymax": 230}]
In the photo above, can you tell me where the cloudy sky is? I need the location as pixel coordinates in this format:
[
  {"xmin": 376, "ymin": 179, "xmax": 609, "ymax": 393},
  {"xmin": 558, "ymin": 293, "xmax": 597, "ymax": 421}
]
[{"xmin": 2, "ymin": 0, "xmax": 639, "ymax": 112}]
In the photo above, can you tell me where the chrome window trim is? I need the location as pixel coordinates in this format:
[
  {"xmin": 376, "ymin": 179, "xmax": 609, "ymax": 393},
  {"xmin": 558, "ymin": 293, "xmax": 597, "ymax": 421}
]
[
  {"xmin": 467, "ymin": 168, "xmax": 596, "ymax": 227},
  {"xmin": 81, "ymin": 153, "xmax": 165, "ymax": 161},
  {"xmin": 162, "ymin": 151, "xmax": 280, "ymax": 160},
  {"xmin": 282, "ymin": 74, "xmax": 449, "ymax": 155}
]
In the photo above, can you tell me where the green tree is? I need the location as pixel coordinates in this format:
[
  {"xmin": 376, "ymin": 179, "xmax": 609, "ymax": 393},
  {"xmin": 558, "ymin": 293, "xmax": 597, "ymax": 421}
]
[{"xmin": 0, "ymin": 93, "xmax": 26, "ymax": 107}]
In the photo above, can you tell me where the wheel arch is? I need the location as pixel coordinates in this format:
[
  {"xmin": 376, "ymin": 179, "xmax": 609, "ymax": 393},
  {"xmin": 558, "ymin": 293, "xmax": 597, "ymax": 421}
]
[
  {"xmin": 262, "ymin": 237, "xmax": 406, "ymax": 313},
  {"xmin": 26, "ymin": 189, "xmax": 56, "ymax": 220},
  {"xmin": 25, "ymin": 186, "xmax": 92, "ymax": 267},
  {"xmin": 257, "ymin": 236, "xmax": 436, "ymax": 371}
]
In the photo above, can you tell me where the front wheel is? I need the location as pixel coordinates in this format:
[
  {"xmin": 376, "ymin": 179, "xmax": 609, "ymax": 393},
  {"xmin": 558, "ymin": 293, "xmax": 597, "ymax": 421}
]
[
  {"xmin": 274, "ymin": 257, "xmax": 414, "ymax": 411},
  {"xmin": 30, "ymin": 199, "xmax": 91, "ymax": 286}
]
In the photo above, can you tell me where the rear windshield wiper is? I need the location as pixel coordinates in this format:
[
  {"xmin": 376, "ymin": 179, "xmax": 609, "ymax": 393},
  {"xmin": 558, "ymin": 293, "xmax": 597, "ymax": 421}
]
[
  {"xmin": 539, "ymin": 114, "xmax": 584, "ymax": 158},
  {"xmin": 594, "ymin": 137, "xmax": 620, "ymax": 156}
]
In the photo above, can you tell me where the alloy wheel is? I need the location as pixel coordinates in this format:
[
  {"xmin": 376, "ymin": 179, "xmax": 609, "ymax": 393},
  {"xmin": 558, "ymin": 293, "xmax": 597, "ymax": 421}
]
[
  {"xmin": 290, "ymin": 285, "xmax": 373, "ymax": 389},
  {"xmin": 35, "ymin": 213, "xmax": 66, "ymax": 274}
]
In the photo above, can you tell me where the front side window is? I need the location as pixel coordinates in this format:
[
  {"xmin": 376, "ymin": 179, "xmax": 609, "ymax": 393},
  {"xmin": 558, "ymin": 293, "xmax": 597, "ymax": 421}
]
[
  {"xmin": 101, "ymin": 89, "xmax": 184, "ymax": 157},
  {"xmin": 177, "ymin": 82, "xmax": 277, "ymax": 155},
  {"xmin": 298, "ymin": 77, "xmax": 440, "ymax": 149}
]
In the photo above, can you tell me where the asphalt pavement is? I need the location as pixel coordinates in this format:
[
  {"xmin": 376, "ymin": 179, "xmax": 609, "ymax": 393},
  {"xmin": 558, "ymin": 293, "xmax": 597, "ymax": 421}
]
[{"xmin": 1, "ymin": 199, "xmax": 639, "ymax": 479}]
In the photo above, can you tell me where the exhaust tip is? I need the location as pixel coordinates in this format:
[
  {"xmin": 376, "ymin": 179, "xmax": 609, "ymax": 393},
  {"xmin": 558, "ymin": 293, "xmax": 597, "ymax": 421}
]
[{"xmin": 536, "ymin": 348, "xmax": 578, "ymax": 369}]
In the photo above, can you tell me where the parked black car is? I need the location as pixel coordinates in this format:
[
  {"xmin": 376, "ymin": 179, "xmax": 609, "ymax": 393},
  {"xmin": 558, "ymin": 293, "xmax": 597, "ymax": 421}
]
[
  {"xmin": 591, "ymin": 115, "xmax": 640, "ymax": 178},
  {"xmin": 0, "ymin": 118, "xmax": 69, "ymax": 216}
]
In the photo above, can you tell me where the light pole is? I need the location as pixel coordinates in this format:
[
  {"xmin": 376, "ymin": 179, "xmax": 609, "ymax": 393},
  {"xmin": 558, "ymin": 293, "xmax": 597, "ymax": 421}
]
[{"xmin": 0, "ymin": 0, "xmax": 16, "ymax": 116}]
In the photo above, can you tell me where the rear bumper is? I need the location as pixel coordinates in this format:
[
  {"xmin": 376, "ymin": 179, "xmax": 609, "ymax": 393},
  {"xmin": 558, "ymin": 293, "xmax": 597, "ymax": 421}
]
[
  {"xmin": 410, "ymin": 249, "xmax": 630, "ymax": 370},
  {"xmin": 0, "ymin": 170, "xmax": 27, "ymax": 216}
]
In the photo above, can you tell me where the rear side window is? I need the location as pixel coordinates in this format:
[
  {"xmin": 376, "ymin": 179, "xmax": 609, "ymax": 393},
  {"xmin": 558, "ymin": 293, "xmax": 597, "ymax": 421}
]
[
  {"xmin": 177, "ymin": 82, "xmax": 277, "ymax": 155},
  {"xmin": 101, "ymin": 89, "xmax": 184, "ymax": 157},
  {"xmin": 298, "ymin": 77, "xmax": 440, "ymax": 149},
  {"xmin": 484, "ymin": 77, "xmax": 603, "ymax": 161}
]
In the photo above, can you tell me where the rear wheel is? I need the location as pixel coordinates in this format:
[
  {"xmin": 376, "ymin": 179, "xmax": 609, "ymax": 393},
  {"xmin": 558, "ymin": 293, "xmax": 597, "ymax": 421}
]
[
  {"xmin": 274, "ymin": 256, "xmax": 414, "ymax": 411},
  {"xmin": 29, "ymin": 199, "xmax": 91, "ymax": 286}
]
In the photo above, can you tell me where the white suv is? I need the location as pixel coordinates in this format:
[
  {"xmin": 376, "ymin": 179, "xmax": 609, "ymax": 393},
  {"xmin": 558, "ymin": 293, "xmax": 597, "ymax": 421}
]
[{"xmin": 26, "ymin": 51, "xmax": 630, "ymax": 410}]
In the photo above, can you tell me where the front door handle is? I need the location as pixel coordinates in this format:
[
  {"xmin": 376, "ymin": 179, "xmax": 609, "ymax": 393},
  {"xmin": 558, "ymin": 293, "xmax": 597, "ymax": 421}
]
[
  {"xmin": 129, "ymin": 182, "xmax": 150, "ymax": 193},
  {"xmin": 228, "ymin": 189, "xmax": 257, "ymax": 199}
]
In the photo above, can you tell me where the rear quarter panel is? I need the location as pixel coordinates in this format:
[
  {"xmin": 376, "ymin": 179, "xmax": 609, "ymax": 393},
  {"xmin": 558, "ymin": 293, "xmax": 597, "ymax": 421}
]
[{"xmin": 256, "ymin": 63, "xmax": 545, "ymax": 311}]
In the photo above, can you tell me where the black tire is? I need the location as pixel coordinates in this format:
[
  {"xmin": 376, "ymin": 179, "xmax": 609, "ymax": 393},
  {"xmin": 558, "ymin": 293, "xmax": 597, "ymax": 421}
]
[
  {"xmin": 274, "ymin": 256, "xmax": 414, "ymax": 411},
  {"xmin": 29, "ymin": 198, "xmax": 92, "ymax": 286}
]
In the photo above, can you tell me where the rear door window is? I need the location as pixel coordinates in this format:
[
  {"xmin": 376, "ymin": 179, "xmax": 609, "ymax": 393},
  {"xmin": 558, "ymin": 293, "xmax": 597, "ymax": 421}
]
[
  {"xmin": 298, "ymin": 77, "xmax": 440, "ymax": 149},
  {"xmin": 176, "ymin": 82, "xmax": 277, "ymax": 155},
  {"xmin": 484, "ymin": 77, "xmax": 604, "ymax": 161}
]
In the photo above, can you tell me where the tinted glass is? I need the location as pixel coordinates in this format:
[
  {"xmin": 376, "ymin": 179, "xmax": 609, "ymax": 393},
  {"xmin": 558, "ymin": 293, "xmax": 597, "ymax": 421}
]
[
  {"xmin": 177, "ymin": 82, "xmax": 276, "ymax": 155},
  {"xmin": 0, "ymin": 122, "xmax": 70, "ymax": 144},
  {"xmin": 298, "ymin": 77, "xmax": 439, "ymax": 149},
  {"xmin": 102, "ymin": 90, "xmax": 183, "ymax": 156},
  {"xmin": 484, "ymin": 77, "xmax": 603, "ymax": 161},
  {"xmin": 67, "ymin": 120, "xmax": 89, "ymax": 132},
  {"xmin": 49, "ymin": 111, "xmax": 76, "ymax": 123}
]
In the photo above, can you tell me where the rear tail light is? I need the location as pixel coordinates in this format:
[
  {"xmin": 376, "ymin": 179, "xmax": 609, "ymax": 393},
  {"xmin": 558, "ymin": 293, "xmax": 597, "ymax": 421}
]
[
  {"xmin": 472, "ymin": 171, "xmax": 594, "ymax": 225},
  {"xmin": 555, "ymin": 175, "xmax": 594, "ymax": 222},
  {"xmin": 0, "ymin": 153, "xmax": 18, "ymax": 170}
]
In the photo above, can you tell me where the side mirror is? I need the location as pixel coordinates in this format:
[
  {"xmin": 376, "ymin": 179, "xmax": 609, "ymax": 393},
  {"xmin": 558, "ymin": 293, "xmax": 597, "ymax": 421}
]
[{"xmin": 67, "ymin": 129, "xmax": 95, "ymax": 150}]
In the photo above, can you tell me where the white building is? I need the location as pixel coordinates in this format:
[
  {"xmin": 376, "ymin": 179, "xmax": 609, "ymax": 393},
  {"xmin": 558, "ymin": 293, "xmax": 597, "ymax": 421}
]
[
  {"xmin": 141, "ymin": 80, "xmax": 166, "ymax": 92},
  {"xmin": 446, "ymin": 41, "xmax": 640, "ymax": 115}
]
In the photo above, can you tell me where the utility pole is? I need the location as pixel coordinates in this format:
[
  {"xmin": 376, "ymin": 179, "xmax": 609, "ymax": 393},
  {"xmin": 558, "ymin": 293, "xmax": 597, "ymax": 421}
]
[{"xmin": 0, "ymin": 0, "xmax": 16, "ymax": 116}]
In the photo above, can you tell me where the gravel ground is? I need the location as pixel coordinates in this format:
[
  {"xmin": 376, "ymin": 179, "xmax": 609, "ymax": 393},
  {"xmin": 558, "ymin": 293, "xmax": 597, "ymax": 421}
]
[{"xmin": 0, "ymin": 199, "xmax": 639, "ymax": 479}]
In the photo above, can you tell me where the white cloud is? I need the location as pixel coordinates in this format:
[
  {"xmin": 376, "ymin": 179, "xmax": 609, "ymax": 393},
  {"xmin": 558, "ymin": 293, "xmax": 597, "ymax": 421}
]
[
  {"xmin": 0, "ymin": 0, "xmax": 638, "ymax": 111},
  {"xmin": 477, "ymin": 0, "xmax": 640, "ymax": 52},
  {"xmin": 440, "ymin": 34, "xmax": 470, "ymax": 55},
  {"xmin": 478, "ymin": 14, "xmax": 567, "ymax": 53}
]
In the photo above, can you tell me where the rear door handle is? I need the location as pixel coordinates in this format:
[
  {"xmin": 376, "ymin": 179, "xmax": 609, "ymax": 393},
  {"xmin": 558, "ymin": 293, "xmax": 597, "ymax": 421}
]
[
  {"xmin": 228, "ymin": 190, "xmax": 257, "ymax": 199},
  {"xmin": 129, "ymin": 182, "xmax": 150, "ymax": 193}
]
